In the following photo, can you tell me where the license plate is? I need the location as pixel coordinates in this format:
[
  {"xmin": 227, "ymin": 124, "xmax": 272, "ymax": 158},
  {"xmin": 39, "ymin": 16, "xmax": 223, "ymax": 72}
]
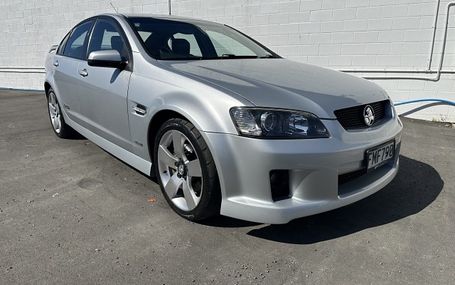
[{"xmin": 366, "ymin": 141, "xmax": 395, "ymax": 170}]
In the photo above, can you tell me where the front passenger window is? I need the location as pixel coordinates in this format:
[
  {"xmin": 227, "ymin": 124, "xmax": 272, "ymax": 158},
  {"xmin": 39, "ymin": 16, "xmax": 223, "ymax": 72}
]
[
  {"xmin": 62, "ymin": 21, "xmax": 93, "ymax": 60},
  {"xmin": 88, "ymin": 19, "xmax": 129, "ymax": 60}
]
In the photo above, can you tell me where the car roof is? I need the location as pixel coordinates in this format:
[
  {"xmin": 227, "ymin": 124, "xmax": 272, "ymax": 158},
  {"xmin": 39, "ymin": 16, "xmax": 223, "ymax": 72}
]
[{"xmin": 111, "ymin": 13, "xmax": 224, "ymax": 27}]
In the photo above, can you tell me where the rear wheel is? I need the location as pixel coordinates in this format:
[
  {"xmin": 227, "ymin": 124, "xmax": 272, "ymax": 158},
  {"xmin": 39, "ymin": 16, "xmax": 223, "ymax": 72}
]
[
  {"xmin": 46, "ymin": 88, "xmax": 77, "ymax": 138},
  {"xmin": 154, "ymin": 118, "xmax": 221, "ymax": 221}
]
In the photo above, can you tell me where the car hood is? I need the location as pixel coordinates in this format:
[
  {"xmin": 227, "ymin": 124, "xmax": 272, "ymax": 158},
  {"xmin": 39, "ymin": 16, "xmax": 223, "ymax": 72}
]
[{"xmin": 160, "ymin": 59, "xmax": 388, "ymax": 119}]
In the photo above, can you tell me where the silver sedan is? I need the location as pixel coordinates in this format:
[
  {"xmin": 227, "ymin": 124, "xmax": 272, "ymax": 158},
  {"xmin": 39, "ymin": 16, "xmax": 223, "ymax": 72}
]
[{"xmin": 44, "ymin": 14, "xmax": 403, "ymax": 224}]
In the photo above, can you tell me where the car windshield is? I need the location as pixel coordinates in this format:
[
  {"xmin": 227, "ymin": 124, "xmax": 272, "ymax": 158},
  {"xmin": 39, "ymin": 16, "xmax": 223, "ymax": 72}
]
[{"xmin": 127, "ymin": 17, "xmax": 278, "ymax": 60}]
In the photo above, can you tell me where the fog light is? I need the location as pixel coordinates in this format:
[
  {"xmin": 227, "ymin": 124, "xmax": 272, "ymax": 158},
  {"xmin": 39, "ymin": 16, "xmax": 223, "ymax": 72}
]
[{"xmin": 270, "ymin": 170, "xmax": 290, "ymax": 201}]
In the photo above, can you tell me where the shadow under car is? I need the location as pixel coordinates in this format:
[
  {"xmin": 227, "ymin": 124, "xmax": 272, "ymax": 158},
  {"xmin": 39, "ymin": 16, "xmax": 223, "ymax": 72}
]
[{"xmin": 240, "ymin": 155, "xmax": 443, "ymax": 244}]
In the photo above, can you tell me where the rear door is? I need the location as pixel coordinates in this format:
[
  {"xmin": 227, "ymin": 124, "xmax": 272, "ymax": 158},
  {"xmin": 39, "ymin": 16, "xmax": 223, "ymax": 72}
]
[
  {"xmin": 53, "ymin": 20, "xmax": 94, "ymax": 125},
  {"xmin": 76, "ymin": 17, "xmax": 133, "ymax": 151}
]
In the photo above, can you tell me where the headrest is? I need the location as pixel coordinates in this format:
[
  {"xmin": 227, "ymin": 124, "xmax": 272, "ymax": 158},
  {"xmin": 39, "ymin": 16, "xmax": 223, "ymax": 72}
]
[
  {"xmin": 111, "ymin": 36, "xmax": 124, "ymax": 53},
  {"xmin": 172, "ymin": 39, "xmax": 190, "ymax": 55}
]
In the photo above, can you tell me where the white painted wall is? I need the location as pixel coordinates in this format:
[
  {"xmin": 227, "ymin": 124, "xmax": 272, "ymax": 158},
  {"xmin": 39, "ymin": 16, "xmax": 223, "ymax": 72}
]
[{"xmin": 0, "ymin": 0, "xmax": 453, "ymax": 122}]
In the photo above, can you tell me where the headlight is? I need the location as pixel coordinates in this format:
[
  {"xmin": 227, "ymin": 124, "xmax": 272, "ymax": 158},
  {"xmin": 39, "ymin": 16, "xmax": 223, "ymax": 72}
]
[{"xmin": 230, "ymin": 107, "xmax": 330, "ymax": 139}]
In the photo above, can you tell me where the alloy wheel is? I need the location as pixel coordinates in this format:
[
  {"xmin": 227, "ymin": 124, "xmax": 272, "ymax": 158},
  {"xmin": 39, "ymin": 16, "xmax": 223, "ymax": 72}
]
[
  {"xmin": 48, "ymin": 92, "xmax": 62, "ymax": 133},
  {"xmin": 157, "ymin": 130, "xmax": 203, "ymax": 211}
]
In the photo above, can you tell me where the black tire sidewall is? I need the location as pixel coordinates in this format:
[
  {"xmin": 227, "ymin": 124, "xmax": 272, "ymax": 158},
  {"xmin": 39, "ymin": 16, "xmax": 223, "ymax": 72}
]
[{"xmin": 153, "ymin": 118, "xmax": 220, "ymax": 221}]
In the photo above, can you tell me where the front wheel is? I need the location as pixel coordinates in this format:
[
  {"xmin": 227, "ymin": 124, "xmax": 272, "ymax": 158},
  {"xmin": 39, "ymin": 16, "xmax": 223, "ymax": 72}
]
[{"xmin": 153, "ymin": 118, "xmax": 221, "ymax": 221}]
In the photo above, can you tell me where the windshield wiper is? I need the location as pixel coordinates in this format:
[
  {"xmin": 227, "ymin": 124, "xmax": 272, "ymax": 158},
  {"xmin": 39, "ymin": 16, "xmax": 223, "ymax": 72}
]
[
  {"xmin": 219, "ymin": 54, "xmax": 259, "ymax": 59},
  {"xmin": 259, "ymin": 54, "xmax": 277, "ymax": 58},
  {"xmin": 218, "ymin": 54, "xmax": 277, "ymax": 59},
  {"xmin": 159, "ymin": 56, "xmax": 204, "ymax": 61},
  {"xmin": 160, "ymin": 54, "xmax": 278, "ymax": 61}
]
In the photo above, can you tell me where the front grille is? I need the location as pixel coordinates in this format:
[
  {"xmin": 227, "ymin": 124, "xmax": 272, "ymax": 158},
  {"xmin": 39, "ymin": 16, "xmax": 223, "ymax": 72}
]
[
  {"xmin": 338, "ymin": 160, "xmax": 394, "ymax": 196},
  {"xmin": 334, "ymin": 100, "xmax": 389, "ymax": 130}
]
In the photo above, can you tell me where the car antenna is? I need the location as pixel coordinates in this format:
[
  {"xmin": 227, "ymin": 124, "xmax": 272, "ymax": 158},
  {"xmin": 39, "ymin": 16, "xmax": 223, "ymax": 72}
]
[{"xmin": 109, "ymin": 2, "xmax": 119, "ymax": 13}]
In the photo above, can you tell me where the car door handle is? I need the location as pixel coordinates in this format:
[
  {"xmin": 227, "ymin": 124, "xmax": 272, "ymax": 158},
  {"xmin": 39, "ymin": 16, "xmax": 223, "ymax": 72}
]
[
  {"xmin": 53, "ymin": 60, "xmax": 59, "ymax": 67},
  {"xmin": 79, "ymin": 69, "xmax": 88, "ymax": 77}
]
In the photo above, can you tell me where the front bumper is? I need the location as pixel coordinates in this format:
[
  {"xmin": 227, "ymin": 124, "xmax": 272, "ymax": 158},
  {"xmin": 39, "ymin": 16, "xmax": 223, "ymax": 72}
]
[{"xmin": 203, "ymin": 117, "xmax": 403, "ymax": 224}]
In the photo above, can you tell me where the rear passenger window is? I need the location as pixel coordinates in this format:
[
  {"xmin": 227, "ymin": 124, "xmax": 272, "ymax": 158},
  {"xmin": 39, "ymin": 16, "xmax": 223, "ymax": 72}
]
[
  {"xmin": 63, "ymin": 21, "xmax": 93, "ymax": 60},
  {"xmin": 57, "ymin": 32, "xmax": 70, "ymax": 55}
]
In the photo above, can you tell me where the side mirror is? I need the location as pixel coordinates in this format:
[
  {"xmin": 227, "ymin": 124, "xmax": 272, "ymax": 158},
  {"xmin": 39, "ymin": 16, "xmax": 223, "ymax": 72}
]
[{"xmin": 87, "ymin": 50, "xmax": 127, "ymax": 69}]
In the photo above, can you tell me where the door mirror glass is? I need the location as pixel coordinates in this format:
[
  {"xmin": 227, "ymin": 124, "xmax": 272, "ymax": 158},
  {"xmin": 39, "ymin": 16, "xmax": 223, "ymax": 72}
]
[{"xmin": 87, "ymin": 50, "xmax": 126, "ymax": 69}]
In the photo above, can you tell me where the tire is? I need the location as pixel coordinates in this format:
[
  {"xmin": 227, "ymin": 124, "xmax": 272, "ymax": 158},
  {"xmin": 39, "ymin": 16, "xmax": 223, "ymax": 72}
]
[
  {"xmin": 153, "ymin": 118, "xmax": 221, "ymax": 221},
  {"xmin": 46, "ymin": 88, "xmax": 78, "ymax": 139}
]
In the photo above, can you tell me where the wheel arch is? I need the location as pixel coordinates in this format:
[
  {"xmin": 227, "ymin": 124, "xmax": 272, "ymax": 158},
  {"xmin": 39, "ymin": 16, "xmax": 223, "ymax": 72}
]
[
  {"xmin": 147, "ymin": 108, "xmax": 224, "ymax": 216},
  {"xmin": 146, "ymin": 109, "xmax": 222, "ymax": 191}
]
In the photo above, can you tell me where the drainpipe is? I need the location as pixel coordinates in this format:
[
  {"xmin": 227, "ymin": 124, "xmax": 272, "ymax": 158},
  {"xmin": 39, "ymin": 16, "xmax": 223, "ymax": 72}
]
[
  {"xmin": 342, "ymin": 1, "xmax": 455, "ymax": 82},
  {"xmin": 168, "ymin": 0, "xmax": 172, "ymax": 15},
  {"xmin": 427, "ymin": 0, "xmax": 441, "ymax": 70}
]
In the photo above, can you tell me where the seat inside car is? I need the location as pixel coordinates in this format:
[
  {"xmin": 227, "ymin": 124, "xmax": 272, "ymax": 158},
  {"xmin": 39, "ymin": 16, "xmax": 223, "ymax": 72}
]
[
  {"xmin": 144, "ymin": 33, "xmax": 170, "ymax": 58},
  {"xmin": 172, "ymin": 39, "xmax": 190, "ymax": 57}
]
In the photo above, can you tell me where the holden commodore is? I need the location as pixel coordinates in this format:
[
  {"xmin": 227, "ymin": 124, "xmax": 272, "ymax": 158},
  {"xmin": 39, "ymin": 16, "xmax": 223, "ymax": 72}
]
[{"xmin": 44, "ymin": 14, "xmax": 402, "ymax": 224}]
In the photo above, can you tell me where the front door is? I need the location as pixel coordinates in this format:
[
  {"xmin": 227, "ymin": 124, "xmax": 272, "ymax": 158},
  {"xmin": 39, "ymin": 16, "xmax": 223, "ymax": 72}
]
[{"xmin": 77, "ymin": 18, "xmax": 133, "ymax": 151}]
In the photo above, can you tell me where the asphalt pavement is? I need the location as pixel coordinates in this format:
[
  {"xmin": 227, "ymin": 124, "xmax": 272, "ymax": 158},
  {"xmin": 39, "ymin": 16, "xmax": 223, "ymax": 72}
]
[{"xmin": 0, "ymin": 90, "xmax": 454, "ymax": 284}]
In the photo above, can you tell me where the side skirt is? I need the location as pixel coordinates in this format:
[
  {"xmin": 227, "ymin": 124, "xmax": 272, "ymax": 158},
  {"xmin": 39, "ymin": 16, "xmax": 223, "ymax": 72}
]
[{"xmin": 64, "ymin": 112, "xmax": 152, "ymax": 176}]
